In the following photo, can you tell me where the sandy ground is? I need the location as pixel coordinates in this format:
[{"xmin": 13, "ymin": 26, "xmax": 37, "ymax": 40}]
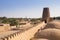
[
  {"xmin": 0, "ymin": 22, "xmax": 35, "ymax": 40},
  {"xmin": 31, "ymin": 20, "xmax": 60, "ymax": 40}
]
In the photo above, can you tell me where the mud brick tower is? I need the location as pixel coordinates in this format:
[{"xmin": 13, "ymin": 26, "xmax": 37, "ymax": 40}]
[{"xmin": 42, "ymin": 7, "xmax": 50, "ymax": 23}]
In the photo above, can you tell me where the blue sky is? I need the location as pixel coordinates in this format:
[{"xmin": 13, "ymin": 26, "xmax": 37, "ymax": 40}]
[{"xmin": 0, "ymin": 0, "xmax": 60, "ymax": 18}]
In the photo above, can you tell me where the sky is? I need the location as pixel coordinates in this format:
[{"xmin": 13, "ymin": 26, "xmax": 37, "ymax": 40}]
[{"xmin": 0, "ymin": 0, "xmax": 60, "ymax": 18}]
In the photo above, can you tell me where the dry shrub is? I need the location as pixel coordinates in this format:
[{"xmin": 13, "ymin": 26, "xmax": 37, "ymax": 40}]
[{"xmin": 34, "ymin": 29, "xmax": 60, "ymax": 40}]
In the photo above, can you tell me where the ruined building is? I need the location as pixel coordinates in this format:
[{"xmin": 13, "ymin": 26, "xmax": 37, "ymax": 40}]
[{"xmin": 42, "ymin": 7, "xmax": 50, "ymax": 23}]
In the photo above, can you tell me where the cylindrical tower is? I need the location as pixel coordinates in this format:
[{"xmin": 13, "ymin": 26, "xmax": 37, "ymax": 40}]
[{"xmin": 42, "ymin": 7, "xmax": 50, "ymax": 23}]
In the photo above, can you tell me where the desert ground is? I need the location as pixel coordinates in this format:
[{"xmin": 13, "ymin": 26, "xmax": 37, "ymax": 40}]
[
  {"xmin": 31, "ymin": 20, "xmax": 60, "ymax": 40},
  {"xmin": 0, "ymin": 21, "xmax": 39, "ymax": 40},
  {"xmin": 0, "ymin": 20, "xmax": 60, "ymax": 40}
]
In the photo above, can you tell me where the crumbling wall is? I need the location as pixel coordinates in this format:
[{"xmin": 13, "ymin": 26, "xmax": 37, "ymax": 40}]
[{"xmin": 0, "ymin": 22, "xmax": 45, "ymax": 40}]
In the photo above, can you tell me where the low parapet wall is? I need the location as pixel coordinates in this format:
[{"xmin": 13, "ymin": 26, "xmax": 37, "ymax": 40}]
[{"xmin": 0, "ymin": 22, "xmax": 45, "ymax": 40}]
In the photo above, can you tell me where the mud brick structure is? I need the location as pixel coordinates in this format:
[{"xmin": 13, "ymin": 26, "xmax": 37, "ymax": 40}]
[{"xmin": 42, "ymin": 7, "xmax": 50, "ymax": 23}]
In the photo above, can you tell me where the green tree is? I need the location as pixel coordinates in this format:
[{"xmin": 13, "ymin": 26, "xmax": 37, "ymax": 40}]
[
  {"xmin": 1, "ymin": 17, "xmax": 9, "ymax": 23},
  {"xmin": 9, "ymin": 19, "xmax": 18, "ymax": 26}
]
